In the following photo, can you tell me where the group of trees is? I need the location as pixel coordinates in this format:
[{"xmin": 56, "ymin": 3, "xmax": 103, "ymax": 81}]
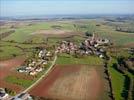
[
  {"xmin": 112, "ymin": 56, "xmax": 134, "ymax": 100},
  {"xmin": 85, "ymin": 31, "xmax": 93, "ymax": 37},
  {"xmin": 5, "ymin": 88, "xmax": 16, "ymax": 96},
  {"xmin": 51, "ymin": 25, "xmax": 62, "ymax": 29}
]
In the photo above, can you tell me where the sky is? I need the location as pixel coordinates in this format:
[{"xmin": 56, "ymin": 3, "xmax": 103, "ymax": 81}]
[{"xmin": 0, "ymin": 0, "xmax": 134, "ymax": 17}]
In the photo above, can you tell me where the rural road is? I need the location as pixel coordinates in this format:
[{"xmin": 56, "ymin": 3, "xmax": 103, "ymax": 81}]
[{"xmin": 22, "ymin": 55, "xmax": 57, "ymax": 93}]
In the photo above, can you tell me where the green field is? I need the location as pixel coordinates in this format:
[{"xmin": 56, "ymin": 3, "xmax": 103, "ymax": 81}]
[
  {"xmin": 0, "ymin": 41, "xmax": 45, "ymax": 60},
  {"xmin": 1, "ymin": 19, "xmax": 134, "ymax": 45},
  {"xmin": 108, "ymin": 50, "xmax": 134, "ymax": 100},
  {"xmin": 5, "ymin": 76, "xmax": 33, "ymax": 88},
  {"xmin": 56, "ymin": 53, "xmax": 103, "ymax": 65},
  {"xmin": 3, "ymin": 22, "xmax": 76, "ymax": 42},
  {"xmin": 109, "ymin": 66, "xmax": 125, "ymax": 100},
  {"xmin": 0, "ymin": 45, "xmax": 23, "ymax": 60}
]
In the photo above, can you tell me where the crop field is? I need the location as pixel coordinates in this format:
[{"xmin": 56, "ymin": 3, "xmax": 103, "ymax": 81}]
[
  {"xmin": 30, "ymin": 65, "xmax": 104, "ymax": 100},
  {"xmin": 0, "ymin": 57, "xmax": 26, "ymax": 92}
]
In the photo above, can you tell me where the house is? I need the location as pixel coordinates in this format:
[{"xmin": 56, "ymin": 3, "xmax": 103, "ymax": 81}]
[
  {"xmin": 11, "ymin": 93, "xmax": 32, "ymax": 100},
  {"xmin": 25, "ymin": 67, "xmax": 34, "ymax": 71},
  {"xmin": 29, "ymin": 71, "xmax": 37, "ymax": 76},
  {"xmin": 18, "ymin": 69, "xmax": 26, "ymax": 73},
  {"xmin": 28, "ymin": 63, "xmax": 34, "ymax": 67},
  {"xmin": 97, "ymin": 38, "xmax": 110, "ymax": 46},
  {"xmin": 42, "ymin": 61, "xmax": 47, "ymax": 65},
  {"xmin": 128, "ymin": 48, "xmax": 134, "ymax": 55},
  {"xmin": 99, "ymin": 54, "xmax": 104, "ymax": 58},
  {"xmin": 18, "ymin": 67, "xmax": 28, "ymax": 73},
  {"xmin": 35, "ymin": 67, "xmax": 43, "ymax": 72},
  {"xmin": 38, "ymin": 49, "xmax": 47, "ymax": 58},
  {"xmin": 46, "ymin": 51, "xmax": 51, "ymax": 56}
]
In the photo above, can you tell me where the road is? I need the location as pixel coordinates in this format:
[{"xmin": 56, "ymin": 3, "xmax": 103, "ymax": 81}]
[
  {"xmin": 9, "ymin": 54, "xmax": 57, "ymax": 100},
  {"xmin": 22, "ymin": 55, "xmax": 57, "ymax": 93}
]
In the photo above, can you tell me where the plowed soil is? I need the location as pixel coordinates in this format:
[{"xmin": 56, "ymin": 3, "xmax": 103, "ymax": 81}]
[
  {"xmin": 30, "ymin": 65, "xmax": 103, "ymax": 100},
  {"xmin": 0, "ymin": 56, "xmax": 25, "ymax": 92}
]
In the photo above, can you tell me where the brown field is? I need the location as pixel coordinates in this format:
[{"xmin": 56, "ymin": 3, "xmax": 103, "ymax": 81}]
[
  {"xmin": 0, "ymin": 56, "xmax": 25, "ymax": 79},
  {"xmin": 30, "ymin": 65, "xmax": 103, "ymax": 100},
  {"xmin": 0, "ymin": 56, "xmax": 25, "ymax": 92}
]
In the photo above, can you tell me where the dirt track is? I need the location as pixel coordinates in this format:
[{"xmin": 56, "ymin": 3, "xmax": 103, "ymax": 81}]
[{"xmin": 30, "ymin": 65, "xmax": 103, "ymax": 100}]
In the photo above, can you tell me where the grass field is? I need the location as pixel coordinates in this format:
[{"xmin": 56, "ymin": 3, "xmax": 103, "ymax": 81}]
[
  {"xmin": 3, "ymin": 22, "xmax": 75, "ymax": 42},
  {"xmin": 0, "ymin": 41, "xmax": 41, "ymax": 60},
  {"xmin": 108, "ymin": 57, "xmax": 125, "ymax": 100},
  {"xmin": 109, "ymin": 66, "xmax": 125, "ymax": 100},
  {"xmin": 5, "ymin": 76, "xmax": 33, "ymax": 88},
  {"xmin": 1, "ymin": 19, "xmax": 134, "ymax": 45},
  {"xmin": 56, "ymin": 53, "xmax": 103, "ymax": 65},
  {"xmin": 0, "ymin": 45, "xmax": 23, "ymax": 60}
]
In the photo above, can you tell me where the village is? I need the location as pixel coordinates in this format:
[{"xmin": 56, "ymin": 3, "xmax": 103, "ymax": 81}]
[
  {"xmin": 56, "ymin": 33, "xmax": 110, "ymax": 58},
  {"xmin": 17, "ymin": 33, "xmax": 110, "ymax": 76},
  {"xmin": 17, "ymin": 49, "xmax": 53, "ymax": 76},
  {"xmin": 0, "ymin": 34, "xmax": 111, "ymax": 100}
]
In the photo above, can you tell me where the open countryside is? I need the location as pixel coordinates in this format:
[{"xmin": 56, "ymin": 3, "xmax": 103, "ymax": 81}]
[{"xmin": 0, "ymin": 0, "xmax": 134, "ymax": 100}]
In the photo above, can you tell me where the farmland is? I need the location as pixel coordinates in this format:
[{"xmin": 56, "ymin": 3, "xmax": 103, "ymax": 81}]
[
  {"xmin": 56, "ymin": 53, "xmax": 103, "ymax": 65},
  {"xmin": 30, "ymin": 65, "xmax": 104, "ymax": 100},
  {"xmin": 0, "ymin": 57, "xmax": 26, "ymax": 93},
  {"xmin": 0, "ymin": 16, "xmax": 134, "ymax": 100}
]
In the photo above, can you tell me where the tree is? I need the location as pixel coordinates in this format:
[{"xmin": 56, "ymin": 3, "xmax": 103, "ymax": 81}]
[{"xmin": 85, "ymin": 31, "xmax": 92, "ymax": 37}]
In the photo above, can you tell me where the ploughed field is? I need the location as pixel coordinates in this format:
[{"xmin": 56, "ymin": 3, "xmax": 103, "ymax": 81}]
[
  {"xmin": 30, "ymin": 65, "xmax": 103, "ymax": 100},
  {"xmin": 0, "ymin": 57, "xmax": 25, "ymax": 92},
  {"xmin": 0, "ymin": 56, "xmax": 35, "ymax": 93}
]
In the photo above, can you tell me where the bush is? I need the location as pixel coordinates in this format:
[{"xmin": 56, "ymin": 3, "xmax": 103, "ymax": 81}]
[
  {"xmin": 5, "ymin": 88, "xmax": 16, "ymax": 96},
  {"xmin": 85, "ymin": 31, "xmax": 92, "ymax": 37},
  {"xmin": 121, "ymin": 75, "xmax": 130, "ymax": 100}
]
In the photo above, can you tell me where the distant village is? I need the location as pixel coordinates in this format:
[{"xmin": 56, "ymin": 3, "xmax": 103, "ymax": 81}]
[{"xmin": 56, "ymin": 33, "xmax": 110, "ymax": 58}]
